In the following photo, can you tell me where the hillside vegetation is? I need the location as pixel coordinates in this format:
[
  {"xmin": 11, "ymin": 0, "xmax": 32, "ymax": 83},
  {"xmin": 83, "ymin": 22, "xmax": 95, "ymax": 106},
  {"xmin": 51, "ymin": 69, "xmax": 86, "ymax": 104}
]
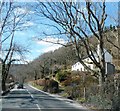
[
  {"xmin": 8, "ymin": 28, "xmax": 120, "ymax": 110},
  {"xmin": 9, "ymin": 28, "xmax": 120, "ymax": 81}
]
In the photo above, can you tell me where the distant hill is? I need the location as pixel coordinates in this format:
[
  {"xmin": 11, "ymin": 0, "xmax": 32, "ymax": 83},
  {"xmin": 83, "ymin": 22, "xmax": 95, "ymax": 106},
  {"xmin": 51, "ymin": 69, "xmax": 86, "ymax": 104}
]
[
  {"xmin": 9, "ymin": 28, "xmax": 120, "ymax": 80},
  {"xmin": 34, "ymin": 27, "xmax": 120, "ymax": 67}
]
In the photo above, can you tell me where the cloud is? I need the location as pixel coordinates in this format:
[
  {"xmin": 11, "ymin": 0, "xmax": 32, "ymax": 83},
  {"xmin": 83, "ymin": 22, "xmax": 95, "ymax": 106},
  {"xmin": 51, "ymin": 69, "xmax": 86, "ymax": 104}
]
[
  {"xmin": 36, "ymin": 37, "xmax": 65, "ymax": 53},
  {"xmin": 14, "ymin": 7, "xmax": 34, "ymax": 15},
  {"xmin": 12, "ymin": 54, "xmax": 32, "ymax": 64},
  {"xmin": 13, "ymin": 8, "xmax": 35, "ymax": 27},
  {"xmin": 23, "ymin": 21, "xmax": 35, "ymax": 27},
  {"xmin": 14, "ymin": 7, "xmax": 29, "ymax": 15},
  {"xmin": 42, "ymin": 44, "xmax": 61, "ymax": 53},
  {"xmin": 36, "ymin": 37, "xmax": 65, "ymax": 46}
]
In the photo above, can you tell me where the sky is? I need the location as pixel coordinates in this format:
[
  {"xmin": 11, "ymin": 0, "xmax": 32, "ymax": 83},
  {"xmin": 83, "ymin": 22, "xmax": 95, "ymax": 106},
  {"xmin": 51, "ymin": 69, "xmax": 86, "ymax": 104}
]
[{"xmin": 1, "ymin": 1, "xmax": 119, "ymax": 63}]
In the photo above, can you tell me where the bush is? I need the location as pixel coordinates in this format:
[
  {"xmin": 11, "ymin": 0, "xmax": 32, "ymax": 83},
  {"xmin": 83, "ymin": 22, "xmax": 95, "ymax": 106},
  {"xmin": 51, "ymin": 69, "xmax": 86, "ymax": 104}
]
[
  {"xmin": 56, "ymin": 71, "xmax": 68, "ymax": 82},
  {"xmin": 64, "ymin": 85, "xmax": 82, "ymax": 99},
  {"xmin": 87, "ymin": 95, "xmax": 112, "ymax": 109},
  {"xmin": 48, "ymin": 79, "xmax": 59, "ymax": 93},
  {"xmin": 64, "ymin": 86, "xmax": 73, "ymax": 97},
  {"xmin": 78, "ymin": 97, "xmax": 86, "ymax": 103},
  {"xmin": 85, "ymin": 74, "xmax": 120, "ymax": 110},
  {"xmin": 61, "ymin": 79, "xmax": 72, "ymax": 86},
  {"xmin": 37, "ymin": 79, "xmax": 46, "ymax": 86},
  {"xmin": 43, "ymin": 79, "xmax": 59, "ymax": 93},
  {"xmin": 71, "ymin": 76, "xmax": 81, "ymax": 85}
]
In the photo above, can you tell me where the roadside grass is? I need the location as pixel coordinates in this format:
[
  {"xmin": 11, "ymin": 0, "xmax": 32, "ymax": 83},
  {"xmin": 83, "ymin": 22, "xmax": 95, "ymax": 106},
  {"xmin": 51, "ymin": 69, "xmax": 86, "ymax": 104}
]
[
  {"xmin": 29, "ymin": 82, "xmax": 44, "ymax": 90},
  {"xmin": 29, "ymin": 75, "xmax": 119, "ymax": 111},
  {"xmin": 29, "ymin": 81, "xmax": 102, "ymax": 111},
  {"xmin": 30, "ymin": 81, "xmax": 66, "ymax": 94}
]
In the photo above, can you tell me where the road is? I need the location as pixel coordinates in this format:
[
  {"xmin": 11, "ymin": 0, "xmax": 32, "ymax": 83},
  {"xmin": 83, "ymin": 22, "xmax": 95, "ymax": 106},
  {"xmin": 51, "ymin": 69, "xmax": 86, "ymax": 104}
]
[{"xmin": 1, "ymin": 84, "xmax": 91, "ymax": 111}]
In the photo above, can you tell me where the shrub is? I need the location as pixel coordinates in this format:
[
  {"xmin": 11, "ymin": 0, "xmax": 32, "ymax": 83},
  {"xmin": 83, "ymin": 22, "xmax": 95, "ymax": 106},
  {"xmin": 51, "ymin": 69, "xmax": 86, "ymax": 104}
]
[
  {"xmin": 56, "ymin": 71, "xmax": 68, "ymax": 82},
  {"xmin": 64, "ymin": 85, "xmax": 82, "ymax": 99},
  {"xmin": 43, "ymin": 79, "xmax": 59, "ymax": 93},
  {"xmin": 64, "ymin": 86, "xmax": 73, "ymax": 97},
  {"xmin": 61, "ymin": 79, "xmax": 72, "ymax": 86},
  {"xmin": 48, "ymin": 79, "xmax": 59, "ymax": 93},
  {"xmin": 71, "ymin": 76, "xmax": 81, "ymax": 85},
  {"xmin": 87, "ymin": 95, "xmax": 112, "ymax": 109},
  {"xmin": 36, "ymin": 79, "xmax": 46, "ymax": 86},
  {"xmin": 78, "ymin": 97, "xmax": 86, "ymax": 103}
]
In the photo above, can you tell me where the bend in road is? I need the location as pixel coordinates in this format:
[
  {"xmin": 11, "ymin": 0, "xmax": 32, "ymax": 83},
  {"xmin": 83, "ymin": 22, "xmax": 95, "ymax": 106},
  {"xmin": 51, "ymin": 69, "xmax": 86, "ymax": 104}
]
[{"xmin": 2, "ymin": 84, "xmax": 92, "ymax": 111}]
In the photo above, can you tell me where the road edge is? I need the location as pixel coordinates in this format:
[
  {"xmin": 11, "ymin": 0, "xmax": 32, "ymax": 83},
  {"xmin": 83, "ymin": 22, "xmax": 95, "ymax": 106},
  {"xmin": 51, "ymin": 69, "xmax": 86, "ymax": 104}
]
[{"xmin": 28, "ymin": 83, "xmax": 93, "ymax": 111}]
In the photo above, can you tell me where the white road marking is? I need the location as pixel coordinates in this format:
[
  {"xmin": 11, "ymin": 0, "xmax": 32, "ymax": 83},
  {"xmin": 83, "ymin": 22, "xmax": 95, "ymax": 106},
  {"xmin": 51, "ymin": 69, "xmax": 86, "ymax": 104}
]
[
  {"xmin": 28, "ymin": 84, "xmax": 89, "ymax": 110},
  {"xmin": 36, "ymin": 104, "xmax": 41, "ymax": 111},
  {"xmin": 27, "ymin": 89, "xmax": 34, "ymax": 98},
  {"xmin": 26, "ymin": 89, "xmax": 41, "ymax": 111}
]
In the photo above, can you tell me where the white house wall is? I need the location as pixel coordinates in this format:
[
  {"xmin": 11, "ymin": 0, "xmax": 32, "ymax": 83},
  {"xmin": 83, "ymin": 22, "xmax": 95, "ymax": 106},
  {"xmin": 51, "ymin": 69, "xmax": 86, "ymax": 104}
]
[
  {"xmin": 83, "ymin": 58, "xmax": 93, "ymax": 63},
  {"xmin": 71, "ymin": 62, "xmax": 94, "ymax": 71},
  {"xmin": 72, "ymin": 62, "xmax": 84, "ymax": 71},
  {"xmin": 86, "ymin": 63, "xmax": 94, "ymax": 70},
  {"xmin": 71, "ymin": 46, "xmax": 113, "ymax": 72}
]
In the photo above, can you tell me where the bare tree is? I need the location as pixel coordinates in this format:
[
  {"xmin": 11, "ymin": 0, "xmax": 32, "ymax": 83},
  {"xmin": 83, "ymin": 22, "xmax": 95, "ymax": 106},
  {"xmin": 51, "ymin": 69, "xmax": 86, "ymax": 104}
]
[
  {"xmin": 0, "ymin": 1, "xmax": 30, "ymax": 91},
  {"xmin": 33, "ymin": 1, "xmax": 109, "ymax": 87}
]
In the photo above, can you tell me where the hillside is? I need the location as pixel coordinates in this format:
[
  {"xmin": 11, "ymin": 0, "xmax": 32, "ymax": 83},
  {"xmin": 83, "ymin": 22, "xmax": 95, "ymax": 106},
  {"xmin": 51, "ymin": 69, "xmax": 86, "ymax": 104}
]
[
  {"xmin": 34, "ymin": 27, "xmax": 120, "ymax": 67},
  {"xmin": 9, "ymin": 28, "xmax": 120, "ymax": 81}
]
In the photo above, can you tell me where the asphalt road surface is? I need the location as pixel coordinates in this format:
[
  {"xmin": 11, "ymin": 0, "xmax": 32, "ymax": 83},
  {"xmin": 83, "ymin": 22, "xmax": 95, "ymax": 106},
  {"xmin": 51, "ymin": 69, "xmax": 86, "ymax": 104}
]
[{"xmin": 1, "ymin": 84, "xmax": 91, "ymax": 111}]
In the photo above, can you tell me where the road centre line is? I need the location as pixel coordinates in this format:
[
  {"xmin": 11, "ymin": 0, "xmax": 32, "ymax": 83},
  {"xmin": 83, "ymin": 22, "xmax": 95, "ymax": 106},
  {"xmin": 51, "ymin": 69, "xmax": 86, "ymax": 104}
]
[
  {"xmin": 28, "ymin": 84, "xmax": 90, "ymax": 110},
  {"xmin": 36, "ymin": 104, "xmax": 41, "ymax": 111},
  {"xmin": 26, "ymin": 89, "xmax": 42, "ymax": 111},
  {"xmin": 26, "ymin": 89, "xmax": 33, "ymax": 98}
]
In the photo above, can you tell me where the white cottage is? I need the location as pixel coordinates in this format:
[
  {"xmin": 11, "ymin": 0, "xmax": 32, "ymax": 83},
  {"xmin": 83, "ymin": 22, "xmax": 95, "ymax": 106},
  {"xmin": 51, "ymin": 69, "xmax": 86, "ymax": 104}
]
[
  {"xmin": 71, "ymin": 60, "xmax": 94, "ymax": 72},
  {"xmin": 72, "ymin": 62, "xmax": 85, "ymax": 71},
  {"xmin": 72, "ymin": 45, "xmax": 113, "ymax": 73}
]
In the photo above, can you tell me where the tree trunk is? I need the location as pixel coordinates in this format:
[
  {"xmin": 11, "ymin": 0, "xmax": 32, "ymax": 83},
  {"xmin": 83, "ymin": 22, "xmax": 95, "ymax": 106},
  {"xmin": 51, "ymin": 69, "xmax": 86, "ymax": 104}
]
[
  {"xmin": 34, "ymin": 70, "xmax": 37, "ymax": 80},
  {"xmin": 2, "ymin": 79, "xmax": 6, "ymax": 91},
  {"xmin": 2, "ymin": 64, "xmax": 8, "ymax": 91},
  {"xmin": 99, "ymin": 67, "xmax": 106, "ymax": 94}
]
